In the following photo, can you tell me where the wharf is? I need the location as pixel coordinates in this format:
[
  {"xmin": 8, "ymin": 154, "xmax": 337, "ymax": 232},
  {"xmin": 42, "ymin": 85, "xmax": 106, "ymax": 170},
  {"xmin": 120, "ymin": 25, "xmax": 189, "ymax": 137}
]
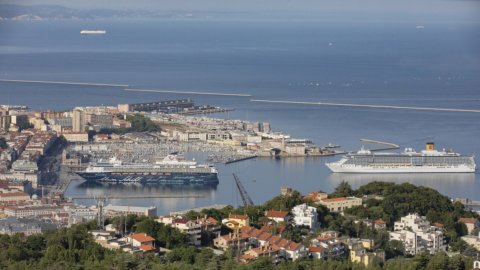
[
  {"xmin": 225, "ymin": 155, "xmax": 257, "ymax": 164},
  {"xmin": 67, "ymin": 194, "xmax": 205, "ymax": 200}
]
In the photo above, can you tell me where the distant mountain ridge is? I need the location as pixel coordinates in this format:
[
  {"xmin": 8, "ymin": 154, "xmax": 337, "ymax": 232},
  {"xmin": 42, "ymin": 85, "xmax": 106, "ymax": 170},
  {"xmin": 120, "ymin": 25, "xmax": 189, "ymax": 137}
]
[{"xmin": 0, "ymin": 4, "xmax": 199, "ymax": 20}]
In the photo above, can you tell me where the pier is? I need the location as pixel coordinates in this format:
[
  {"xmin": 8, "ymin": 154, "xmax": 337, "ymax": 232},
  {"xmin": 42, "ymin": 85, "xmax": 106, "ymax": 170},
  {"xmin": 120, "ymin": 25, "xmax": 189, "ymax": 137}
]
[
  {"xmin": 250, "ymin": 99, "xmax": 480, "ymax": 113},
  {"xmin": 67, "ymin": 194, "xmax": 205, "ymax": 200},
  {"xmin": 0, "ymin": 79, "xmax": 128, "ymax": 88},
  {"xmin": 125, "ymin": 88, "xmax": 252, "ymax": 97}
]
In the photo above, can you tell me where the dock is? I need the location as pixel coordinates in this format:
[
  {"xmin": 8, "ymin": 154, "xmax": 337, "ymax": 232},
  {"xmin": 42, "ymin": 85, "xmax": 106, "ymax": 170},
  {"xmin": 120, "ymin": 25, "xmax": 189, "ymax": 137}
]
[{"xmin": 67, "ymin": 194, "xmax": 205, "ymax": 200}]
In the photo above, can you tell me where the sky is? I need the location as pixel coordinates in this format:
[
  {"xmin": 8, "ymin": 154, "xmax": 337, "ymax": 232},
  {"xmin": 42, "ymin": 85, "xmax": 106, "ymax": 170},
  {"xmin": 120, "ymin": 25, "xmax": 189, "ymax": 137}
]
[{"xmin": 2, "ymin": 0, "xmax": 479, "ymax": 22}]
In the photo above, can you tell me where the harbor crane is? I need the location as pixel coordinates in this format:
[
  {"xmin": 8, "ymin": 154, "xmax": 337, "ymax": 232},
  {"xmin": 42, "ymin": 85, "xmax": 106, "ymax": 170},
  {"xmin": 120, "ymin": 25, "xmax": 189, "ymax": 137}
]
[{"xmin": 233, "ymin": 173, "xmax": 254, "ymax": 207}]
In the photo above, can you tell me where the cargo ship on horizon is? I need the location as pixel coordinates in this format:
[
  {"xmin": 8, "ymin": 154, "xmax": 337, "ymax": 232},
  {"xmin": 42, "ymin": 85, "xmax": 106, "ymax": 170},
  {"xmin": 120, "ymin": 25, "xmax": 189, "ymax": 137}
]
[
  {"xmin": 75, "ymin": 154, "xmax": 218, "ymax": 185},
  {"xmin": 326, "ymin": 142, "xmax": 476, "ymax": 173}
]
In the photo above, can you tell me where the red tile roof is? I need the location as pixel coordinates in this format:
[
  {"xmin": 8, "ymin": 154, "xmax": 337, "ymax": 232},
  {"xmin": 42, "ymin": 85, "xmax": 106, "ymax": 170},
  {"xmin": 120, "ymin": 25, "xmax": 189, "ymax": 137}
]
[
  {"xmin": 308, "ymin": 246, "xmax": 326, "ymax": 253},
  {"xmin": 128, "ymin": 233, "xmax": 155, "ymax": 243},
  {"xmin": 206, "ymin": 217, "xmax": 218, "ymax": 225},
  {"xmin": 265, "ymin": 210, "xmax": 289, "ymax": 219},
  {"xmin": 459, "ymin": 217, "xmax": 478, "ymax": 224},
  {"xmin": 283, "ymin": 241, "xmax": 302, "ymax": 251},
  {"xmin": 139, "ymin": 245, "xmax": 155, "ymax": 252},
  {"xmin": 321, "ymin": 197, "xmax": 347, "ymax": 202},
  {"xmin": 257, "ymin": 232, "xmax": 273, "ymax": 241},
  {"xmin": 374, "ymin": 219, "xmax": 386, "ymax": 225}
]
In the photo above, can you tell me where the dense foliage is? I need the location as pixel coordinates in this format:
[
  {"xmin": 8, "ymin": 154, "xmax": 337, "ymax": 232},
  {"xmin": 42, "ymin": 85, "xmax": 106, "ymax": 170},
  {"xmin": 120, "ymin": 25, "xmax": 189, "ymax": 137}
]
[
  {"xmin": 0, "ymin": 182, "xmax": 478, "ymax": 269},
  {"xmin": 343, "ymin": 181, "xmax": 479, "ymax": 245}
]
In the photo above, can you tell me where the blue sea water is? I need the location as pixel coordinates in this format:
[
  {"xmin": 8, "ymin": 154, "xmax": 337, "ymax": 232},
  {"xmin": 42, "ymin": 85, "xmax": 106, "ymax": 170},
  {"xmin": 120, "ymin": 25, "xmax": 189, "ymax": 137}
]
[{"xmin": 0, "ymin": 19, "xmax": 479, "ymax": 214}]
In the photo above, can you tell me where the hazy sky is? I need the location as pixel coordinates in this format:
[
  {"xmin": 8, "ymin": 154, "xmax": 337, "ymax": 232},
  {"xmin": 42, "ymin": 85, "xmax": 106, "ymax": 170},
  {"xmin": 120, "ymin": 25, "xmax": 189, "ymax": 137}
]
[{"xmin": 3, "ymin": 0, "xmax": 480, "ymax": 22}]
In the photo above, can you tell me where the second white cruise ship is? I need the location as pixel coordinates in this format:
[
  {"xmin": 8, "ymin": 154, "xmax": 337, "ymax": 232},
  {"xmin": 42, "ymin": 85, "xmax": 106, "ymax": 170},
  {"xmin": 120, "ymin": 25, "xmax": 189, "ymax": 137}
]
[{"xmin": 326, "ymin": 143, "xmax": 476, "ymax": 173}]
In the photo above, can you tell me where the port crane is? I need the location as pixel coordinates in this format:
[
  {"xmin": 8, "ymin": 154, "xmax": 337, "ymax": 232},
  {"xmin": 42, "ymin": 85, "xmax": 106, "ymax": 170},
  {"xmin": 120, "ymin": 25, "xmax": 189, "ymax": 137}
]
[{"xmin": 233, "ymin": 173, "xmax": 254, "ymax": 207}]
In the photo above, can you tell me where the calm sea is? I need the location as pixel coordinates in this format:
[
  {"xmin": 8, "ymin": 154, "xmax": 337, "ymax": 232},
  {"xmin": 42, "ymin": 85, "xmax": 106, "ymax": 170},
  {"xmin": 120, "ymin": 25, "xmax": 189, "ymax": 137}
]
[{"xmin": 1, "ymin": 19, "xmax": 479, "ymax": 214}]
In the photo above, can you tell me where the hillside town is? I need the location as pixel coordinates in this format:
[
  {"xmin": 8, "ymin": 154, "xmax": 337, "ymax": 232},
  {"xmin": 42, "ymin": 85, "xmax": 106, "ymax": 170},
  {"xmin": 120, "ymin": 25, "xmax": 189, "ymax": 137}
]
[{"xmin": 1, "ymin": 102, "xmax": 480, "ymax": 269}]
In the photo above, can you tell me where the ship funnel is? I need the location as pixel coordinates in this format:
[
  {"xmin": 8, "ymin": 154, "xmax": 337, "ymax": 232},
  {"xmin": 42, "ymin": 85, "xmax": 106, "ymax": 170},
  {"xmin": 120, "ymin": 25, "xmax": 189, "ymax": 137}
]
[{"xmin": 426, "ymin": 142, "xmax": 435, "ymax": 151}]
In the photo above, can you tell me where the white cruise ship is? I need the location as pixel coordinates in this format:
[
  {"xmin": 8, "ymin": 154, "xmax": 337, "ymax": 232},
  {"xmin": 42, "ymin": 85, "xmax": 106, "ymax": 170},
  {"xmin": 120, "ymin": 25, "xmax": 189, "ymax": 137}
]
[
  {"xmin": 326, "ymin": 143, "xmax": 476, "ymax": 173},
  {"xmin": 80, "ymin": 30, "xmax": 106, "ymax": 35}
]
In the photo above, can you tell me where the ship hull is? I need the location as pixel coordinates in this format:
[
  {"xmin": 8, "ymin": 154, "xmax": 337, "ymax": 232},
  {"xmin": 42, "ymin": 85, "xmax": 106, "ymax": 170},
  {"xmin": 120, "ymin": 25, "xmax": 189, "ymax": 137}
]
[
  {"xmin": 326, "ymin": 164, "xmax": 475, "ymax": 173},
  {"xmin": 76, "ymin": 171, "xmax": 219, "ymax": 184}
]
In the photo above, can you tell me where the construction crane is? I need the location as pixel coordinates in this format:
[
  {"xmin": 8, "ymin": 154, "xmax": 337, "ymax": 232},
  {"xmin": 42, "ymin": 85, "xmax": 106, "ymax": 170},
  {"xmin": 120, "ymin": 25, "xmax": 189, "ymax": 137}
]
[{"xmin": 233, "ymin": 173, "xmax": 254, "ymax": 207}]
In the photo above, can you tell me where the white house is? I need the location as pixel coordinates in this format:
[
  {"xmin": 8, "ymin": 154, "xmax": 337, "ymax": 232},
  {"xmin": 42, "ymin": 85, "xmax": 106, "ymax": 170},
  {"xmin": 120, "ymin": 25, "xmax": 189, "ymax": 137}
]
[
  {"xmin": 389, "ymin": 213, "xmax": 446, "ymax": 255},
  {"xmin": 292, "ymin": 203, "xmax": 319, "ymax": 229}
]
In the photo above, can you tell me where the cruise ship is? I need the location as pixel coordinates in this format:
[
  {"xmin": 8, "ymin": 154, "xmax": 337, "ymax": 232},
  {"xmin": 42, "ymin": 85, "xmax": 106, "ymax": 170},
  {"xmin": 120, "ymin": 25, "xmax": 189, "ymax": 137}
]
[
  {"xmin": 326, "ymin": 143, "xmax": 476, "ymax": 173},
  {"xmin": 80, "ymin": 30, "xmax": 106, "ymax": 35},
  {"xmin": 76, "ymin": 154, "xmax": 218, "ymax": 184}
]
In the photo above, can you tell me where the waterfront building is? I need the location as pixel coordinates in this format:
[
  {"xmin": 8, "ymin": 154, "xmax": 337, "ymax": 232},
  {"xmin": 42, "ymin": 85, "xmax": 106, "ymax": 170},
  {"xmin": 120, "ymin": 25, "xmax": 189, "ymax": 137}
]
[
  {"xmin": 319, "ymin": 197, "xmax": 362, "ymax": 212},
  {"xmin": 389, "ymin": 213, "xmax": 446, "ymax": 255},
  {"xmin": 292, "ymin": 203, "xmax": 319, "ymax": 229},
  {"xmin": 103, "ymin": 204, "xmax": 157, "ymax": 217}
]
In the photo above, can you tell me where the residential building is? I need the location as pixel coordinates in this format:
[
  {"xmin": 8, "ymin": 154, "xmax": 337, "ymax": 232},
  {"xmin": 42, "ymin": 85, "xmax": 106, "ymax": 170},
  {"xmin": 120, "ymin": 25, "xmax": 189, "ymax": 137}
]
[
  {"xmin": 461, "ymin": 233, "xmax": 480, "ymax": 250},
  {"xmin": 319, "ymin": 197, "xmax": 362, "ymax": 212},
  {"xmin": 213, "ymin": 233, "xmax": 249, "ymax": 251},
  {"xmin": 304, "ymin": 191, "xmax": 329, "ymax": 203},
  {"xmin": 291, "ymin": 203, "xmax": 319, "ymax": 229},
  {"xmin": 265, "ymin": 210, "xmax": 290, "ymax": 223},
  {"xmin": 157, "ymin": 215, "xmax": 221, "ymax": 246},
  {"xmin": 459, "ymin": 218, "xmax": 480, "ymax": 235},
  {"xmin": 0, "ymin": 217, "xmax": 58, "ymax": 236},
  {"xmin": 72, "ymin": 110, "xmax": 85, "ymax": 132},
  {"xmin": 223, "ymin": 214, "xmax": 249, "ymax": 231},
  {"xmin": 0, "ymin": 191, "xmax": 31, "ymax": 203},
  {"xmin": 373, "ymin": 219, "xmax": 387, "ymax": 230},
  {"xmin": 61, "ymin": 132, "xmax": 89, "ymax": 142},
  {"xmin": 240, "ymin": 226, "xmax": 307, "ymax": 261},
  {"xmin": 126, "ymin": 233, "xmax": 155, "ymax": 247},
  {"xmin": 350, "ymin": 246, "xmax": 385, "ymax": 267},
  {"xmin": 389, "ymin": 213, "xmax": 446, "ymax": 255}
]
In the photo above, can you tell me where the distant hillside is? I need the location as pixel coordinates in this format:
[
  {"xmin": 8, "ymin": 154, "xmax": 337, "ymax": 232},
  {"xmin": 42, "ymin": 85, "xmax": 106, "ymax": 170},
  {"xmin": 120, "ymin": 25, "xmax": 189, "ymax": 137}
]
[{"xmin": 0, "ymin": 4, "xmax": 199, "ymax": 20}]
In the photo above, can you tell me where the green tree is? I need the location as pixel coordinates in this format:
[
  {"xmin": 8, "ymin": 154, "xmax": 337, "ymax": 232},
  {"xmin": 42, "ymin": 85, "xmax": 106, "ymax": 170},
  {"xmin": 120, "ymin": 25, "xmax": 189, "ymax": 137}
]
[{"xmin": 330, "ymin": 181, "xmax": 354, "ymax": 198}]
